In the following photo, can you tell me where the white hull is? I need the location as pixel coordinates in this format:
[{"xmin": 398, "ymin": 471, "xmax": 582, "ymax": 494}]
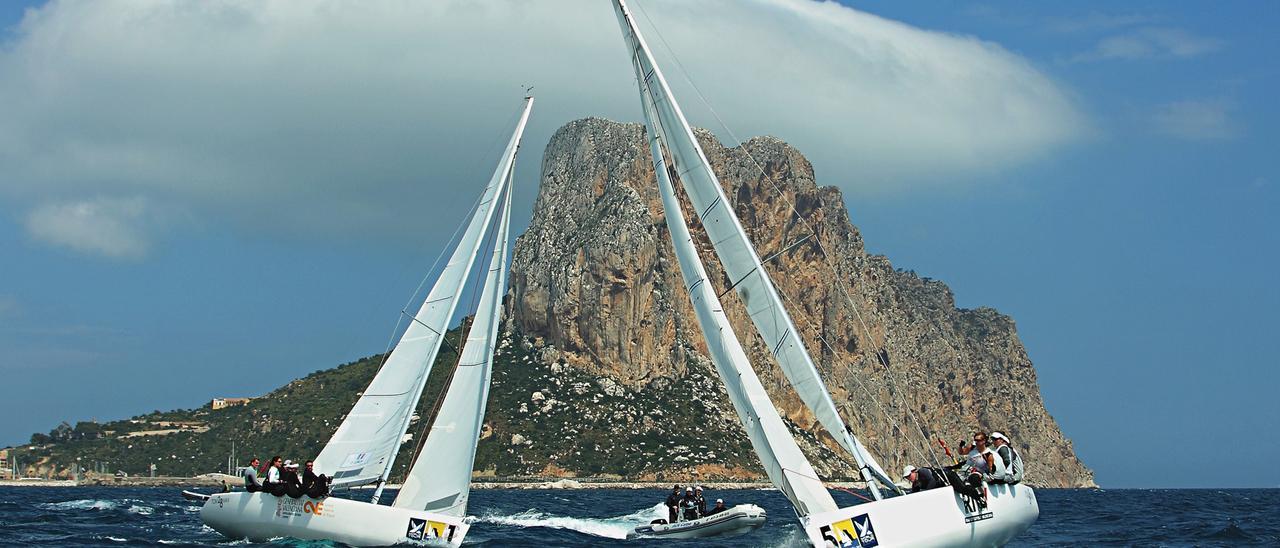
[
  {"xmin": 804, "ymin": 483, "xmax": 1038, "ymax": 547},
  {"xmin": 200, "ymin": 492, "xmax": 469, "ymax": 546},
  {"xmin": 634, "ymin": 504, "xmax": 766, "ymax": 539}
]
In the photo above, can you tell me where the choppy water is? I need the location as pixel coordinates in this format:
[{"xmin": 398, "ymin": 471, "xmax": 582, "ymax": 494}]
[{"xmin": 1, "ymin": 486, "xmax": 1276, "ymax": 546}]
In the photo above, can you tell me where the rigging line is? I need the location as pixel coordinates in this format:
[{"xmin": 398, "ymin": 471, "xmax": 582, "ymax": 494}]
[{"xmin": 632, "ymin": 0, "xmax": 943, "ymax": 467}]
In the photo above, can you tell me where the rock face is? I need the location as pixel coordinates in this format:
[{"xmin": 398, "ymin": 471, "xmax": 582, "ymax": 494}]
[{"xmin": 506, "ymin": 118, "xmax": 1093, "ymax": 488}]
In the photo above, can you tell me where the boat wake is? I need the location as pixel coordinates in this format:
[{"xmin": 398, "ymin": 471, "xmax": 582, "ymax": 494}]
[{"xmin": 478, "ymin": 502, "xmax": 666, "ymax": 539}]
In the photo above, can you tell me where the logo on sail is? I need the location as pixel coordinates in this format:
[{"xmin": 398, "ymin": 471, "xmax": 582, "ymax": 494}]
[{"xmin": 340, "ymin": 451, "xmax": 371, "ymax": 468}]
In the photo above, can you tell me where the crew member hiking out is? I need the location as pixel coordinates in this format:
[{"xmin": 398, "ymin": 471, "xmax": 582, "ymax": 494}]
[
  {"xmin": 990, "ymin": 432, "xmax": 1024, "ymax": 484},
  {"xmin": 301, "ymin": 460, "xmax": 330, "ymax": 498},
  {"xmin": 243, "ymin": 458, "xmax": 262, "ymax": 493}
]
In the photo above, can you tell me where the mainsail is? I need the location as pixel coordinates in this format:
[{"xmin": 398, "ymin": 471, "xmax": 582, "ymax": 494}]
[
  {"xmin": 393, "ymin": 153, "xmax": 517, "ymax": 514},
  {"xmin": 610, "ymin": 0, "xmax": 899, "ymax": 498},
  {"xmin": 314, "ymin": 97, "xmax": 534, "ymax": 490}
]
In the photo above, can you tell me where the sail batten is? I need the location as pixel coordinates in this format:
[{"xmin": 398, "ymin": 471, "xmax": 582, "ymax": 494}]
[{"xmin": 314, "ymin": 97, "xmax": 533, "ymax": 490}]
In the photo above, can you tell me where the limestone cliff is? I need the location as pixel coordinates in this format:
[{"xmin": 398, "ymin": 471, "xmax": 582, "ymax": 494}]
[{"xmin": 505, "ymin": 118, "xmax": 1094, "ymax": 488}]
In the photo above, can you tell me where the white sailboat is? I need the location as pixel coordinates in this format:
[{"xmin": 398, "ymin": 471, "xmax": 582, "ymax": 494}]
[
  {"xmin": 197, "ymin": 95, "xmax": 533, "ymax": 546},
  {"xmin": 610, "ymin": 1, "xmax": 1039, "ymax": 546}
]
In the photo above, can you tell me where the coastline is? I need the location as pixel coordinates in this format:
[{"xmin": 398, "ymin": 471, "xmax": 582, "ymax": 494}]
[{"xmin": 0, "ymin": 476, "xmax": 873, "ymax": 490}]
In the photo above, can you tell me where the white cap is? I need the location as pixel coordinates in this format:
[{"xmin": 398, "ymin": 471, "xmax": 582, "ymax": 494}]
[
  {"xmin": 716, "ymin": 499, "xmax": 723, "ymax": 503},
  {"xmin": 991, "ymin": 432, "xmax": 1009, "ymax": 443},
  {"xmin": 902, "ymin": 465, "xmax": 917, "ymax": 478},
  {"xmin": 686, "ymin": 487, "xmax": 692, "ymax": 492},
  {"xmin": 695, "ymin": 485, "xmax": 703, "ymax": 491}
]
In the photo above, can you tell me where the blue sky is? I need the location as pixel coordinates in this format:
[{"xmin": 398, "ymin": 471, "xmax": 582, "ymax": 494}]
[{"xmin": 0, "ymin": 0, "xmax": 1275, "ymax": 489}]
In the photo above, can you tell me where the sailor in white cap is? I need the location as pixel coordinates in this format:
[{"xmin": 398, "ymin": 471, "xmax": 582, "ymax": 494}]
[
  {"xmin": 706, "ymin": 498, "xmax": 727, "ymax": 516},
  {"xmin": 989, "ymin": 432, "xmax": 1024, "ymax": 484},
  {"xmin": 902, "ymin": 464, "xmax": 942, "ymax": 493}
]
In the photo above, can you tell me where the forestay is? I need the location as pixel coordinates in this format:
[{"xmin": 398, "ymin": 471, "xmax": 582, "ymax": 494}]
[
  {"xmin": 393, "ymin": 145, "xmax": 518, "ymax": 514},
  {"xmin": 314, "ymin": 99, "xmax": 534, "ymax": 488},
  {"xmin": 611, "ymin": 0, "xmax": 897, "ymax": 496}
]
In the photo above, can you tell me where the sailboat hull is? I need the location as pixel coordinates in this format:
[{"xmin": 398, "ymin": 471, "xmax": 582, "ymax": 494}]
[
  {"xmin": 803, "ymin": 483, "xmax": 1038, "ymax": 547},
  {"xmin": 200, "ymin": 492, "xmax": 469, "ymax": 546}
]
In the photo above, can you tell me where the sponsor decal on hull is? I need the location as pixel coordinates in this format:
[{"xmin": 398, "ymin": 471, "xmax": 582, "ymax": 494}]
[
  {"xmin": 274, "ymin": 497, "xmax": 329, "ymax": 518},
  {"xmin": 818, "ymin": 514, "xmax": 878, "ymax": 547},
  {"xmin": 406, "ymin": 517, "xmax": 458, "ymax": 543}
]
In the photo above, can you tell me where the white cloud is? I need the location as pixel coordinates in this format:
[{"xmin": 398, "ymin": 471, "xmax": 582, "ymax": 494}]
[
  {"xmin": 0, "ymin": 0, "xmax": 1085, "ymax": 255},
  {"xmin": 1074, "ymin": 27, "xmax": 1222, "ymax": 62},
  {"xmin": 1151, "ymin": 99, "xmax": 1237, "ymax": 141},
  {"xmin": 24, "ymin": 197, "xmax": 154, "ymax": 259}
]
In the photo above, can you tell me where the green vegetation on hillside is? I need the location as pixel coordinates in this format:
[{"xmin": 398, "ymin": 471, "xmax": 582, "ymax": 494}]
[{"xmin": 9, "ymin": 327, "xmax": 856, "ymax": 483}]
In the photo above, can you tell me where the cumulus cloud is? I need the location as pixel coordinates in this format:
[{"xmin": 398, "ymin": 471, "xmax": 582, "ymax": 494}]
[
  {"xmin": 1073, "ymin": 27, "xmax": 1222, "ymax": 62},
  {"xmin": 1151, "ymin": 99, "xmax": 1237, "ymax": 141},
  {"xmin": 0, "ymin": 0, "xmax": 1085, "ymax": 256},
  {"xmin": 24, "ymin": 197, "xmax": 155, "ymax": 259}
]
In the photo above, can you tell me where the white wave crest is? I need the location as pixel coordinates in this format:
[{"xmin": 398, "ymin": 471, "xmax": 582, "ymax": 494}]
[
  {"xmin": 39, "ymin": 499, "xmax": 119, "ymax": 511},
  {"xmin": 478, "ymin": 502, "xmax": 666, "ymax": 539}
]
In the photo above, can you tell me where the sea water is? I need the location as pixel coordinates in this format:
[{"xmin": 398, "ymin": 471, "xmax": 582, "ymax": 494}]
[{"xmin": 0, "ymin": 486, "xmax": 1275, "ymax": 546}]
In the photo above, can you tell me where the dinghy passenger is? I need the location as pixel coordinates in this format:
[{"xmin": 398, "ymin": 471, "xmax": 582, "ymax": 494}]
[
  {"xmin": 680, "ymin": 487, "xmax": 700, "ymax": 521},
  {"xmin": 665, "ymin": 485, "xmax": 682, "ymax": 523},
  {"xmin": 243, "ymin": 457, "xmax": 262, "ymax": 493},
  {"xmin": 302, "ymin": 460, "xmax": 330, "ymax": 498},
  {"xmin": 902, "ymin": 465, "xmax": 943, "ymax": 493},
  {"xmin": 989, "ymin": 432, "xmax": 1023, "ymax": 485},
  {"xmin": 705, "ymin": 499, "xmax": 727, "ymax": 516},
  {"xmin": 693, "ymin": 486, "xmax": 707, "ymax": 516},
  {"xmin": 263, "ymin": 456, "xmax": 284, "ymax": 496}
]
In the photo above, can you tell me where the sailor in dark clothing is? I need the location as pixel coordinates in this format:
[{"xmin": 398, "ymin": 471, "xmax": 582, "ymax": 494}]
[
  {"xmin": 902, "ymin": 465, "xmax": 944, "ymax": 493},
  {"xmin": 280, "ymin": 460, "xmax": 305, "ymax": 498},
  {"xmin": 301, "ymin": 460, "xmax": 330, "ymax": 498},
  {"xmin": 693, "ymin": 486, "xmax": 707, "ymax": 516},
  {"xmin": 680, "ymin": 487, "xmax": 699, "ymax": 521},
  {"xmin": 704, "ymin": 499, "xmax": 727, "ymax": 516},
  {"xmin": 665, "ymin": 485, "xmax": 682, "ymax": 523},
  {"xmin": 243, "ymin": 458, "xmax": 263, "ymax": 493}
]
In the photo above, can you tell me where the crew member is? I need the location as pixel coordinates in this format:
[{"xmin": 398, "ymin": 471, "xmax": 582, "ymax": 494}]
[
  {"xmin": 693, "ymin": 486, "xmax": 707, "ymax": 516},
  {"xmin": 680, "ymin": 487, "xmax": 699, "ymax": 521},
  {"xmin": 243, "ymin": 457, "xmax": 262, "ymax": 493},
  {"xmin": 264, "ymin": 456, "xmax": 284, "ymax": 496},
  {"xmin": 705, "ymin": 499, "xmax": 727, "ymax": 516},
  {"xmin": 281, "ymin": 460, "xmax": 304, "ymax": 498},
  {"xmin": 902, "ymin": 465, "xmax": 943, "ymax": 493},
  {"xmin": 665, "ymin": 485, "xmax": 681, "ymax": 523},
  {"xmin": 990, "ymin": 432, "xmax": 1024, "ymax": 484},
  {"xmin": 301, "ymin": 460, "xmax": 330, "ymax": 498}
]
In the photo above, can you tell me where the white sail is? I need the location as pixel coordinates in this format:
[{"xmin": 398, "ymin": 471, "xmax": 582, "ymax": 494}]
[
  {"xmin": 648, "ymin": 107, "xmax": 837, "ymax": 517},
  {"xmin": 315, "ymin": 98, "xmax": 534, "ymax": 488},
  {"xmin": 393, "ymin": 156, "xmax": 517, "ymax": 514},
  {"xmin": 610, "ymin": 0, "xmax": 899, "ymax": 497},
  {"xmin": 617, "ymin": 10, "xmax": 833, "ymax": 518}
]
